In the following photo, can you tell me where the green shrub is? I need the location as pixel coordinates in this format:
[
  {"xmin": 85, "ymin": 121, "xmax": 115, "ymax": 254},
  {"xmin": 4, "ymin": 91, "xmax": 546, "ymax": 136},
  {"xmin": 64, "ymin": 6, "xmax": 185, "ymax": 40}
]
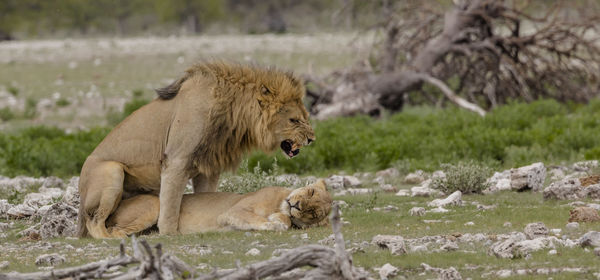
[
  {"xmin": 3, "ymin": 99, "xmax": 600, "ymax": 178},
  {"xmin": 7, "ymin": 86, "xmax": 19, "ymax": 96},
  {"xmin": 55, "ymin": 98, "xmax": 71, "ymax": 107},
  {"xmin": 0, "ymin": 107, "xmax": 15, "ymax": 121},
  {"xmin": 23, "ymin": 98, "xmax": 38, "ymax": 119},
  {"xmin": 0, "ymin": 126, "xmax": 109, "ymax": 177},
  {"xmin": 218, "ymin": 160, "xmax": 282, "ymax": 194},
  {"xmin": 430, "ymin": 161, "xmax": 492, "ymax": 194}
]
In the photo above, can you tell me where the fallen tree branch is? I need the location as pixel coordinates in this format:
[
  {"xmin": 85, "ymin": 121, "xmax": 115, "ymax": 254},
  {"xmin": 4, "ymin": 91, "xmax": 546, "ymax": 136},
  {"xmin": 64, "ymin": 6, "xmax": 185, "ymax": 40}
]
[{"xmin": 417, "ymin": 73, "xmax": 486, "ymax": 116}]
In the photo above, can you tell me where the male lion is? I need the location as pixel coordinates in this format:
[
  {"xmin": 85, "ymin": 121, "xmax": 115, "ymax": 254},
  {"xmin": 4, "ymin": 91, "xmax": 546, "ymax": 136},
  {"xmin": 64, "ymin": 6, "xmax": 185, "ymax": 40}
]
[
  {"xmin": 102, "ymin": 180, "xmax": 332, "ymax": 237},
  {"xmin": 78, "ymin": 62, "xmax": 315, "ymax": 238}
]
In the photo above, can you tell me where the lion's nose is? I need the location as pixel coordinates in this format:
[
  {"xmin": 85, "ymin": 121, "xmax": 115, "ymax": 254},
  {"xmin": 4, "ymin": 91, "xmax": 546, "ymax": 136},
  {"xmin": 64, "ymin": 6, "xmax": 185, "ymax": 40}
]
[{"xmin": 307, "ymin": 138, "xmax": 314, "ymax": 145}]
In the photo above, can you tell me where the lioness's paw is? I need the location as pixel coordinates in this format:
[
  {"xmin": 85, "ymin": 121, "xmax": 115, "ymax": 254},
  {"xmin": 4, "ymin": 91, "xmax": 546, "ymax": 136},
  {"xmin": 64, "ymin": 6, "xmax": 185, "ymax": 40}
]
[{"xmin": 259, "ymin": 221, "xmax": 289, "ymax": 231}]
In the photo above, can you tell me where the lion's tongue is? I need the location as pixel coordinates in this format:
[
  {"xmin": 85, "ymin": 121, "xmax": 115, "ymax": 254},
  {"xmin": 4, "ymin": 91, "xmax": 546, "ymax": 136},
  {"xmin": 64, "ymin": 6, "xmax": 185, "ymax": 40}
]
[{"xmin": 288, "ymin": 151, "xmax": 295, "ymax": 157}]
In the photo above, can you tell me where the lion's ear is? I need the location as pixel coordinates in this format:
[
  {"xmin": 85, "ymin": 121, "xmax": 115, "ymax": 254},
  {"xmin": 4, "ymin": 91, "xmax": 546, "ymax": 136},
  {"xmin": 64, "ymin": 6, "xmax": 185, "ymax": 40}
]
[
  {"xmin": 313, "ymin": 179, "xmax": 327, "ymax": 191},
  {"xmin": 261, "ymin": 85, "xmax": 271, "ymax": 95}
]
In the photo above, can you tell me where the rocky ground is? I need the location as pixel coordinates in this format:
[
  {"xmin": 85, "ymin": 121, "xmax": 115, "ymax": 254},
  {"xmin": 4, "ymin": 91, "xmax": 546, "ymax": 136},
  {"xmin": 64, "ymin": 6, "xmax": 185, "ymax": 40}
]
[{"xmin": 2, "ymin": 160, "xmax": 600, "ymax": 279}]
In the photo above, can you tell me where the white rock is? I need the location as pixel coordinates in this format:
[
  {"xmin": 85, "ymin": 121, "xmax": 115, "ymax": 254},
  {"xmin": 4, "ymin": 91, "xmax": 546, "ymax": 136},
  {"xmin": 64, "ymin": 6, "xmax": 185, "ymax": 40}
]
[
  {"xmin": 548, "ymin": 249, "xmax": 557, "ymax": 255},
  {"xmin": 549, "ymin": 168, "xmax": 566, "ymax": 181},
  {"xmin": 464, "ymin": 222, "xmax": 474, "ymax": 226},
  {"xmin": 411, "ymin": 182, "xmax": 442, "ymax": 197},
  {"xmin": 372, "ymin": 235, "xmax": 406, "ymax": 255},
  {"xmin": 510, "ymin": 162, "xmax": 546, "ymax": 192},
  {"xmin": 7, "ymin": 204, "xmax": 36, "ymax": 217},
  {"xmin": 37, "ymin": 205, "xmax": 52, "ymax": 216},
  {"xmin": 0, "ymin": 261, "xmax": 8, "ymax": 269},
  {"xmin": 579, "ymin": 231, "xmax": 600, "ymax": 248},
  {"xmin": 245, "ymin": 248, "xmax": 261, "ymax": 256},
  {"xmin": 441, "ymin": 242, "xmax": 459, "ymax": 251},
  {"xmin": 35, "ymin": 254, "xmax": 65, "ymax": 266},
  {"xmin": 0, "ymin": 199, "xmax": 14, "ymax": 215},
  {"xmin": 376, "ymin": 168, "xmax": 400, "ymax": 178},
  {"xmin": 421, "ymin": 263, "xmax": 462, "ymax": 280},
  {"xmin": 24, "ymin": 187, "xmax": 63, "ymax": 208},
  {"xmin": 496, "ymin": 269, "xmax": 512, "ymax": 278},
  {"xmin": 484, "ymin": 170, "xmax": 512, "ymax": 193},
  {"xmin": 587, "ymin": 203, "xmax": 600, "ymax": 211},
  {"xmin": 524, "ymin": 222, "xmax": 548, "ymax": 239},
  {"xmin": 326, "ymin": 175, "xmax": 361, "ymax": 190},
  {"xmin": 325, "ymin": 175, "xmax": 345, "ymax": 190},
  {"xmin": 373, "ymin": 205, "xmax": 399, "ymax": 212},
  {"xmin": 572, "ymin": 160, "xmax": 598, "ymax": 172},
  {"xmin": 489, "ymin": 235, "xmax": 526, "ymax": 259},
  {"xmin": 41, "ymin": 176, "xmax": 64, "ymax": 189},
  {"xmin": 428, "ymin": 191, "xmax": 462, "ymax": 207},
  {"xmin": 335, "ymin": 188, "xmax": 371, "ymax": 196},
  {"xmin": 410, "ymin": 245, "xmax": 428, "ymax": 252},
  {"xmin": 542, "ymin": 177, "xmax": 600, "ymax": 200},
  {"xmin": 428, "ymin": 207, "xmax": 449, "ymax": 213},
  {"xmin": 503, "ymin": 222, "xmax": 512, "ymax": 227},
  {"xmin": 395, "ymin": 189, "xmax": 410, "ymax": 196},
  {"xmin": 300, "ymin": 233, "xmax": 308, "ymax": 240},
  {"xmin": 432, "ymin": 170, "xmax": 446, "ymax": 180},
  {"xmin": 404, "ymin": 170, "xmax": 426, "ymax": 184},
  {"xmin": 375, "ymin": 263, "xmax": 398, "ymax": 280},
  {"xmin": 272, "ymin": 174, "xmax": 302, "ymax": 187},
  {"xmin": 550, "ymin": 228, "xmax": 562, "ymax": 235},
  {"xmin": 566, "ymin": 222, "xmax": 580, "ymax": 230},
  {"xmin": 409, "ymin": 207, "xmax": 426, "ymax": 216}
]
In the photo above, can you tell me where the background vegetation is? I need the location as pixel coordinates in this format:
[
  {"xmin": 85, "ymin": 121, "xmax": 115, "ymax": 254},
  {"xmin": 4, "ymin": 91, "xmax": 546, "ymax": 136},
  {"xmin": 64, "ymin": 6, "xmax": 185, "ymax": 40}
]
[
  {"xmin": 0, "ymin": 0, "xmax": 386, "ymax": 39},
  {"xmin": 2, "ymin": 99, "xmax": 600, "ymax": 178}
]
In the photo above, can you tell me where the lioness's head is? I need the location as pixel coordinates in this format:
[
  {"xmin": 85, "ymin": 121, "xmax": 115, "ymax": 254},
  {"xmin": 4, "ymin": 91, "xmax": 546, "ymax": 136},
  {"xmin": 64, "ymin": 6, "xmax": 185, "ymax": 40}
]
[
  {"xmin": 281, "ymin": 179, "xmax": 332, "ymax": 228},
  {"xmin": 254, "ymin": 69, "xmax": 315, "ymax": 158}
]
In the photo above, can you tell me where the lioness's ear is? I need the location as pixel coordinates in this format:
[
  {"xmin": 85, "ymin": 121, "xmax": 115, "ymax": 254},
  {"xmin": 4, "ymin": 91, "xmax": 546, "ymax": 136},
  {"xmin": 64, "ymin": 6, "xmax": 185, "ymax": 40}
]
[{"xmin": 313, "ymin": 179, "xmax": 327, "ymax": 191}]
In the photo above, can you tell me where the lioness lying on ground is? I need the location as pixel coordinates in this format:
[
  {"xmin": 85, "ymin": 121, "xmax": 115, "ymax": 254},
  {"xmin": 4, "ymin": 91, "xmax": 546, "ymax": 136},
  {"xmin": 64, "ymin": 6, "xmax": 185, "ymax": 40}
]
[{"xmin": 102, "ymin": 180, "xmax": 332, "ymax": 237}]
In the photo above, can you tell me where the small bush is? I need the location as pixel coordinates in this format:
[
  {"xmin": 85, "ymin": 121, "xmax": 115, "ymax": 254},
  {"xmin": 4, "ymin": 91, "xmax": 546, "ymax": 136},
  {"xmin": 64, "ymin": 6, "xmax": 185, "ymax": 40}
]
[
  {"xmin": 0, "ymin": 107, "xmax": 15, "ymax": 121},
  {"xmin": 23, "ymin": 98, "xmax": 38, "ymax": 119},
  {"xmin": 218, "ymin": 160, "xmax": 282, "ymax": 194},
  {"xmin": 430, "ymin": 161, "xmax": 492, "ymax": 194},
  {"xmin": 55, "ymin": 98, "xmax": 71, "ymax": 107},
  {"xmin": 7, "ymin": 86, "xmax": 19, "ymax": 96},
  {"xmin": 132, "ymin": 89, "xmax": 144, "ymax": 98}
]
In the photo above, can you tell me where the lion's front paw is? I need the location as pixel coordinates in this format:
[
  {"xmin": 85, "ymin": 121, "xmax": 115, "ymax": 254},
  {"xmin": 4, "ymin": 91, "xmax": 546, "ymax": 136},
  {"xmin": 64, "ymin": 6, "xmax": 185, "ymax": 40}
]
[{"xmin": 259, "ymin": 221, "xmax": 289, "ymax": 231}]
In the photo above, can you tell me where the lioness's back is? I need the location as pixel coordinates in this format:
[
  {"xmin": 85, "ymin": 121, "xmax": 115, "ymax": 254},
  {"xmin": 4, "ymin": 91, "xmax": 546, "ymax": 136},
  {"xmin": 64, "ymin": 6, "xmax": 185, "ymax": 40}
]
[{"xmin": 178, "ymin": 192, "xmax": 245, "ymax": 233}]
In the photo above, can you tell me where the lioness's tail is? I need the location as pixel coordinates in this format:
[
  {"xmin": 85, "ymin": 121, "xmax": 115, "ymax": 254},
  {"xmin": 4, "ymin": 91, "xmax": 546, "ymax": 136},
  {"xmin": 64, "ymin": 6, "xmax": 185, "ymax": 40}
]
[{"xmin": 77, "ymin": 203, "xmax": 88, "ymax": 237}]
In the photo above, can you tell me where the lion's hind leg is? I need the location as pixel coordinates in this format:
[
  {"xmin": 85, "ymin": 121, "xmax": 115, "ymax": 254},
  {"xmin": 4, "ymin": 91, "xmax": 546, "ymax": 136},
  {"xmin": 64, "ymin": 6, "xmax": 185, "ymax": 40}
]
[
  {"xmin": 217, "ymin": 208, "xmax": 290, "ymax": 231},
  {"xmin": 82, "ymin": 161, "xmax": 125, "ymax": 239},
  {"xmin": 106, "ymin": 194, "xmax": 160, "ymax": 237}
]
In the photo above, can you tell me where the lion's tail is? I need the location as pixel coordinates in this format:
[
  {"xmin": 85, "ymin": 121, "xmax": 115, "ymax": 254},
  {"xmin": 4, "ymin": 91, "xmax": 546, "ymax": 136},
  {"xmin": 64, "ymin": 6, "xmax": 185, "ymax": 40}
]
[
  {"xmin": 155, "ymin": 74, "xmax": 189, "ymax": 100},
  {"xmin": 77, "ymin": 202, "xmax": 88, "ymax": 237}
]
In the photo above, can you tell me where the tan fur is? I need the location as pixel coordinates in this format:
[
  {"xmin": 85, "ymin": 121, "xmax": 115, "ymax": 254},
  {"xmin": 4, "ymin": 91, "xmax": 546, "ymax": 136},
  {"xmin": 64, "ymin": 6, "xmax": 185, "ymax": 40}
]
[
  {"xmin": 78, "ymin": 62, "xmax": 314, "ymax": 238},
  {"xmin": 104, "ymin": 180, "xmax": 332, "ymax": 237}
]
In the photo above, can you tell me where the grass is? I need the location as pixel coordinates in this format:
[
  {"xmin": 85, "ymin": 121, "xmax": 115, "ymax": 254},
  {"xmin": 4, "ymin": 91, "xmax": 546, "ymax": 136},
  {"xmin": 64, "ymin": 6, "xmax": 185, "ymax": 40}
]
[{"xmin": 1, "ymin": 190, "xmax": 599, "ymax": 278}]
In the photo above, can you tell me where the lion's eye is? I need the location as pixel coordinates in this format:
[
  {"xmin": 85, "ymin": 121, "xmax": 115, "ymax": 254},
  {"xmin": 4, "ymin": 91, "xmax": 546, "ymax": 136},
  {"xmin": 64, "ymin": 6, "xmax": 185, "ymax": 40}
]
[
  {"xmin": 309, "ymin": 189, "xmax": 315, "ymax": 197},
  {"xmin": 290, "ymin": 118, "xmax": 300, "ymax": 124}
]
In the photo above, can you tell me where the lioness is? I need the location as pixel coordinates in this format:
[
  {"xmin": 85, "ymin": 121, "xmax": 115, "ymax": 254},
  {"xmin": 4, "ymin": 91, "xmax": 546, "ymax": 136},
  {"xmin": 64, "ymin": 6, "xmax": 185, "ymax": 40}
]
[
  {"xmin": 79, "ymin": 62, "xmax": 315, "ymax": 238},
  {"xmin": 103, "ymin": 180, "xmax": 332, "ymax": 237}
]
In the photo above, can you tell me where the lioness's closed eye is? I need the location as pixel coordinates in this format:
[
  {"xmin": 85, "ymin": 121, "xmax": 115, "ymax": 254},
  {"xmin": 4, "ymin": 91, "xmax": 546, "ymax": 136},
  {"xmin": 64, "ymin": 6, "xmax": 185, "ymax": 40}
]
[{"xmin": 105, "ymin": 180, "xmax": 332, "ymax": 237}]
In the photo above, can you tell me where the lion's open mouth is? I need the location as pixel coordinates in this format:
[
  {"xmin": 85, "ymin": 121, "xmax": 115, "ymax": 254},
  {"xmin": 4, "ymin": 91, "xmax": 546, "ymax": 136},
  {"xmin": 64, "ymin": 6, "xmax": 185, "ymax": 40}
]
[{"xmin": 281, "ymin": 140, "xmax": 300, "ymax": 158}]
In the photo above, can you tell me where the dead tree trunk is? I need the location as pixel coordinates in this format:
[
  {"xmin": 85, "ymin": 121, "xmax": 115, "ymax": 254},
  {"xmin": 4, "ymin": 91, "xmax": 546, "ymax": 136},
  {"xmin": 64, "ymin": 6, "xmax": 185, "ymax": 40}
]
[{"xmin": 309, "ymin": 0, "xmax": 600, "ymax": 119}]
